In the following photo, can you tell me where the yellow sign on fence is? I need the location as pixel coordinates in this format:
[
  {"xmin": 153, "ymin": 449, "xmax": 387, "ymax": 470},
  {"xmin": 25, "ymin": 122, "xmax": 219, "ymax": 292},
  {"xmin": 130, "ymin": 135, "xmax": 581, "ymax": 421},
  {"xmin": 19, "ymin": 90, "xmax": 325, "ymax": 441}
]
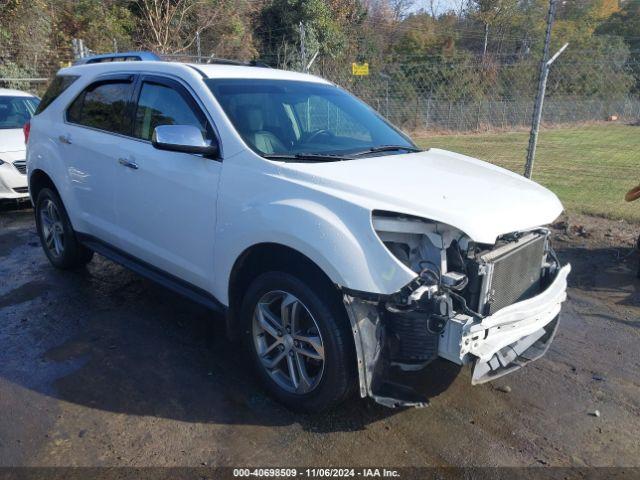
[{"xmin": 352, "ymin": 62, "xmax": 369, "ymax": 76}]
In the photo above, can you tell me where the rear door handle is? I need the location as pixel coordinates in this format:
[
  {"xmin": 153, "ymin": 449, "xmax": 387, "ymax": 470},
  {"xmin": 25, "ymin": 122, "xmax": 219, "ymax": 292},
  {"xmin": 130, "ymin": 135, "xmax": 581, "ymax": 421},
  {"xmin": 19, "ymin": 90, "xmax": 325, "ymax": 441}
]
[
  {"xmin": 118, "ymin": 158, "xmax": 138, "ymax": 170},
  {"xmin": 58, "ymin": 134, "xmax": 72, "ymax": 145}
]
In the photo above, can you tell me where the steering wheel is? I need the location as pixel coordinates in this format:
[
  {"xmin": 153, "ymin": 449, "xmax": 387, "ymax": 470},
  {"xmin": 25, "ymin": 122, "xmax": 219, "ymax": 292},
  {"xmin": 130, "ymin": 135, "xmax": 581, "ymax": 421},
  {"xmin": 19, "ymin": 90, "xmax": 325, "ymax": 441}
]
[{"xmin": 303, "ymin": 129, "xmax": 333, "ymax": 143}]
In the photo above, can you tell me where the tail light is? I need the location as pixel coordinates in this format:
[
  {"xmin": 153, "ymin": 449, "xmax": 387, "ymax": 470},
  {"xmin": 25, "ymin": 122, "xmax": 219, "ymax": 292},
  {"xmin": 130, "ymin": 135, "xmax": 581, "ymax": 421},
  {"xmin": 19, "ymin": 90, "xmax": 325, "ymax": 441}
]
[{"xmin": 23, "ymin": 121, "xmax": 31, "ymax": 144}]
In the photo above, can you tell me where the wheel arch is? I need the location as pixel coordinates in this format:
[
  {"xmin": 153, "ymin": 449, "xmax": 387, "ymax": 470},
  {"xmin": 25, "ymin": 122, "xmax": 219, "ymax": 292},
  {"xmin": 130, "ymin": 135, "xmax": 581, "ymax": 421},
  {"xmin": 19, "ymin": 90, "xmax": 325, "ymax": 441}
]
[
  {"xmin": 225, "ymin": 242, "xmax": 345, "ymax": 340},
  {"xmin": 28, "ymin": 169, "xmax": 58, "ymax": 205}
]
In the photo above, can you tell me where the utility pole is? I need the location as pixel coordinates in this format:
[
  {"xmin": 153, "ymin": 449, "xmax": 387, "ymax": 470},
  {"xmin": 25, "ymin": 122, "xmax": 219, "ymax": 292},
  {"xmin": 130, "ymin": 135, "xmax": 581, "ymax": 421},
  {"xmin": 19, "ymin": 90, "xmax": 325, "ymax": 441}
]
[
  {"xmin": 72, "ymin": 38, "xmax": 80, "ymax": 59},
  {"xmin": 524, "ymin": 0, "xmax": 559, "ymax": 179},
  {"xmin": 299, "ymin": 22, "xmax": 307, "ymax": 73}
]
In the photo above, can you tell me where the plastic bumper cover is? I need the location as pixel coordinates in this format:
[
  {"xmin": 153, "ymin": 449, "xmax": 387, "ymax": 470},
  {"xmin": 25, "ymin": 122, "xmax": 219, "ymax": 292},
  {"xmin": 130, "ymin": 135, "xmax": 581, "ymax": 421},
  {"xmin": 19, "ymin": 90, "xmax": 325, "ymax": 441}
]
[
  {"xmin": 465, "ymin": 263, "xmax": 570, "ymax": 383},
  {"xmin": 343, "ymin": 263, "xmax": 571, "ymax": 408}
]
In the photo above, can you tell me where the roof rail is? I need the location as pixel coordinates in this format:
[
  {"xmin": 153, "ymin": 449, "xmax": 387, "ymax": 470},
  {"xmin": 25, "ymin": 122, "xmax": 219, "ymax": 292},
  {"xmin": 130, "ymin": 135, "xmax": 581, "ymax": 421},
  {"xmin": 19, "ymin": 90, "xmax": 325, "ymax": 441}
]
[
  {"xmin": 74, "ymin": 51, "xmax": 272, "ymax": 69},
  {"xmin": 74, "ymin": 51, "xmax": 161, "ymax": 65},
  {"xmin": 202, "ymin": 58, "xmax": 272, "ymax": 68}
]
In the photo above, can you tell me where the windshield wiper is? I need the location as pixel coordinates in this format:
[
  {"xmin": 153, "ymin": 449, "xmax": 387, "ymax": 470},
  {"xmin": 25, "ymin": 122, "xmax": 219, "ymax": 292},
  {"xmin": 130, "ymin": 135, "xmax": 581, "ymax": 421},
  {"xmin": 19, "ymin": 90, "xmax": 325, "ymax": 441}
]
[
  {"xmin": 262, "ymin": 153, "xmax": 352, "ymax": 162},
  {"xmin": 350, "ymin": 145, "xmax": 422, "ymax": 157},
  {"xmin": 262, "ymin": 146, "xmax": 420, "ymax": 162}
]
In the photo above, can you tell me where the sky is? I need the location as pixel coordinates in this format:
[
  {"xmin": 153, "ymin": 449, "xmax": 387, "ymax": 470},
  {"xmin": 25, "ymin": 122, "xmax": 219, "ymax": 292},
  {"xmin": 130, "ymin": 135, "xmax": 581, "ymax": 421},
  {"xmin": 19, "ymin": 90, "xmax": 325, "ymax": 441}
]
[{"xmin": 410, "ymin": 0, "xmax": 464, "ymax": 16}]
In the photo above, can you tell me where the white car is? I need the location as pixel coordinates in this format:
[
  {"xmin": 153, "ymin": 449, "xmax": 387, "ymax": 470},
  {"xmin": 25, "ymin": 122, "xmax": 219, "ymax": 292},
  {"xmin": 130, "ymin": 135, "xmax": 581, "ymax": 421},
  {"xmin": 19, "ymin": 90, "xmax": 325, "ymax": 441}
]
[
  {"xmin": 0, "ymin": 88, "xmax": 39, "ymax": 201},
  {"xmin": 26, "ymin": 60, "xmax": 570, "ymax": 411}
]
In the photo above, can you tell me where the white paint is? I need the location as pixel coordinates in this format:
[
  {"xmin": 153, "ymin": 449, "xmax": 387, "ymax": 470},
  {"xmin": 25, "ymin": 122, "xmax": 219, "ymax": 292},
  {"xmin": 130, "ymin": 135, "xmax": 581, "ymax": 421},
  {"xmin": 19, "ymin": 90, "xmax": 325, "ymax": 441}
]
[
  {"xmin": 28, "ymin": 61, "xmax": 566, "ymax": 304},
  {"xmin": 0, "ymin": 89, "xmax": 35, "ymax": 199}
]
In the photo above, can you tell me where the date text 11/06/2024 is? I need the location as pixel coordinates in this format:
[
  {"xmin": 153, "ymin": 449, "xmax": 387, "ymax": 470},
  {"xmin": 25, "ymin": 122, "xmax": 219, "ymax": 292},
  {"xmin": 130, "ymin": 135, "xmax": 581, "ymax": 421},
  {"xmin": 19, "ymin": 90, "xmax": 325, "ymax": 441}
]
[{"xmin": 233, "ymin": 468, "xmax": 401, "ymax": 477}]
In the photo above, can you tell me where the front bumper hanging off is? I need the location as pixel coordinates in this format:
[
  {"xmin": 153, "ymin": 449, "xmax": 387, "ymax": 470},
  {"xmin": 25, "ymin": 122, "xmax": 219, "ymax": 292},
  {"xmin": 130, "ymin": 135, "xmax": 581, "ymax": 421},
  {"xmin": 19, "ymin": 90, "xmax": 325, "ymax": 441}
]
[{"xmin": 343, "ymin": 264, "xmax": 571, "ymax": 408}]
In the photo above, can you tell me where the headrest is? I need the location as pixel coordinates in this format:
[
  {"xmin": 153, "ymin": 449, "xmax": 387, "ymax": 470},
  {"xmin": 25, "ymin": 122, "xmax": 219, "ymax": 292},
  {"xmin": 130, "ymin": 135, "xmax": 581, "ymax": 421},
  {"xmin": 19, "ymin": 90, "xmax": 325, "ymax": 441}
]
[{"xmin": 236, "ymin": 105, "xmax": 264, "ymax": 132}]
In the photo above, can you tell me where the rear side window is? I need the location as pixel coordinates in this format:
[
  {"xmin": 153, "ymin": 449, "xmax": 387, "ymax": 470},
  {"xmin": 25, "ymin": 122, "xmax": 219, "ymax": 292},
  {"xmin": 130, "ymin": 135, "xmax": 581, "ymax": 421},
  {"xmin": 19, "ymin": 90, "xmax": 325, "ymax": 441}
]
[
  {"xmin": 67, "ymin": 80, "xmax": 133, "ymax": 135},
  {"xmin": 36, "ymin": 75, "xmax": 78, "ymax": 114},
  {"xmin": 133, "ymin": 81, "xmax": 210, "ymax": 141}
]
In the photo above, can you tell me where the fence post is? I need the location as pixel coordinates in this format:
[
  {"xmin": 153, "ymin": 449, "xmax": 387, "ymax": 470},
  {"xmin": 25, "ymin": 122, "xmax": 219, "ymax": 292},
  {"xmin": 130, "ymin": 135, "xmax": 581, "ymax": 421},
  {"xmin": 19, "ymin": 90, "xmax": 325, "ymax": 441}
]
[
  {"xmin": 386, "ymin": 79, "xmax": 390, "ymax": 119},
  {"xmin": 502, "ymin": 101, "xmax": 507, "ymax": 130},
  {"xmin": 524, "ymin": 42, "xmax": 568, "ymax": 178},
  {"xmin": 524, "ymin": 0, "xmax": 557, "ymax": 179},
  {"xmin": 299, "ymin": 22, "xmax": 307, "ymax": 73},
  {"xmin": 196, "ymin": 31, "xmax": 201, "ymax": 61}
]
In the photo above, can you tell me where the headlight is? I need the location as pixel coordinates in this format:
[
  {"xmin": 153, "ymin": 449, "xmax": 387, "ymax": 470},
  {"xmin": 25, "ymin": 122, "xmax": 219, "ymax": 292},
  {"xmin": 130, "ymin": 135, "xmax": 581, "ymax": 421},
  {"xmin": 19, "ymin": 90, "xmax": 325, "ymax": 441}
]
[{"xmin": 372, "ymin": 211, "xmax": 472, "ymax": 286}]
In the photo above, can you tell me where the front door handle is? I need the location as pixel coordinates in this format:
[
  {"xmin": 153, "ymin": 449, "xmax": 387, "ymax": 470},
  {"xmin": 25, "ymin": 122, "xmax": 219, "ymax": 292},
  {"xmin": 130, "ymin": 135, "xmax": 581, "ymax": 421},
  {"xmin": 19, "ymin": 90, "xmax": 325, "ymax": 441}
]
[
  {"xmin": 58, "ymin": 134, "xmax": 72, "ymax": 145},
  {"xmin": 118, "ymin": 158, "xmax": 138, "ymax": 170}
]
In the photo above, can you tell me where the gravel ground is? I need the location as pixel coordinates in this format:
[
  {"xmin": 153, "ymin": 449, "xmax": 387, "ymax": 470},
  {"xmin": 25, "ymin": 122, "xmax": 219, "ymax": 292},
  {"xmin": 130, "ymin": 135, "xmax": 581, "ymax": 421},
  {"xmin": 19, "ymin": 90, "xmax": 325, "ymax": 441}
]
[{"xmin": 0, "ymin": 205, "xmax": 638, "ymax": 468}]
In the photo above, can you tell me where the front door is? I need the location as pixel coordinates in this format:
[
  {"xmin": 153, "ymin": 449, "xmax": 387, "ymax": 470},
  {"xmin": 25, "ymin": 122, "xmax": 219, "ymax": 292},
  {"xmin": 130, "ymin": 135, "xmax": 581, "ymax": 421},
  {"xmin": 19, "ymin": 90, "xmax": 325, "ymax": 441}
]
[{"xmin": 114, "ymin": 75, "xmax": 221, "ymax": 291}]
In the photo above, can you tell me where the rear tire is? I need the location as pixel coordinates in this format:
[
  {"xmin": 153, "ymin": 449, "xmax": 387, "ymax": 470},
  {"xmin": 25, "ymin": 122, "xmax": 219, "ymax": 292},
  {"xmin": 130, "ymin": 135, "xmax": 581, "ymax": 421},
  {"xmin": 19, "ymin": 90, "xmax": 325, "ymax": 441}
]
[
  {"xmin": 241, "ymin": 271, "xmax": 356, "ymax": 412},
  {"xmin": 35, "ymin": 188, "xmax": 93, "ymax": 269}
]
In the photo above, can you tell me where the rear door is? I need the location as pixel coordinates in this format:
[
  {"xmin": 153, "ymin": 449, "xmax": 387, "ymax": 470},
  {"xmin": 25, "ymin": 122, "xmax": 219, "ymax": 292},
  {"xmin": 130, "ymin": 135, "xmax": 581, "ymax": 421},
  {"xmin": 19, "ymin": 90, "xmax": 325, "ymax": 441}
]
[
  {"xmin": 62, "ymin": 74, "xmax": 136, "ymax": 243},
  {"xmin": 114, "ymin": 75, "xmax": 221, "ymax": 290}
]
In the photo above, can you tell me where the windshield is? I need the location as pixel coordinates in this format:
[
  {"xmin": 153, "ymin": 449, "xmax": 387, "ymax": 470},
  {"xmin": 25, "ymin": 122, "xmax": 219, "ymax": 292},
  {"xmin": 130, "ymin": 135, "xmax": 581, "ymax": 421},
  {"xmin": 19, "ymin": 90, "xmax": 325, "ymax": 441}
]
[
  {"xmin": 0, "ymin": 96, "xmax": 39, "ymax": 129},
  {"xmin": 206, "ymin": 79, "xmax": 416, "ymax": 159}
]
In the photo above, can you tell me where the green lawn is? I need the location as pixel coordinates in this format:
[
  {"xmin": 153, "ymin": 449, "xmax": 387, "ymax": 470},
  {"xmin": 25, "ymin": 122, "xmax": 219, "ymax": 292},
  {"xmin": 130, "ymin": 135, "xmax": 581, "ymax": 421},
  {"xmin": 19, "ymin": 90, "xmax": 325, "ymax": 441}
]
[{"xmin": 413, "ymin": 124, "xmax": 640, "ymax": 223}]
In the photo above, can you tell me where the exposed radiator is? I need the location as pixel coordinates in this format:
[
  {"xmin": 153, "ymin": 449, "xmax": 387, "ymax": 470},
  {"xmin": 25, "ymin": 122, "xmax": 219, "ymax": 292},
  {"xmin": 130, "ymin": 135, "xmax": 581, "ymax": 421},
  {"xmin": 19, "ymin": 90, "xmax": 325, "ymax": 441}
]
[{"xmin": 479, "ymin": 233, "xmax": 546, "ymax": 315}]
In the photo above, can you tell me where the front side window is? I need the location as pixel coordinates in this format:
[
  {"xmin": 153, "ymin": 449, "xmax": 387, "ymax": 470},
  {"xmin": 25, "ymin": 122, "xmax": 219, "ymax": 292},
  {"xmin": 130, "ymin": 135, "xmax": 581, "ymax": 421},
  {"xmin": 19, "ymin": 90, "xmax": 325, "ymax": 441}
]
[
  {"xmin": 67, "ymin": 80, "xmax": 133, "ymax": 135},
  {"xmin": 0, "ymin": 96, "xmax": 39, "ymax": 129},
  {"xmin": 206, "ymin": 79, "xmax": 414, "ymax": 158},
  {"xmin": 133, "ymin": 82, "xmax": 209, "ymax": 141}
]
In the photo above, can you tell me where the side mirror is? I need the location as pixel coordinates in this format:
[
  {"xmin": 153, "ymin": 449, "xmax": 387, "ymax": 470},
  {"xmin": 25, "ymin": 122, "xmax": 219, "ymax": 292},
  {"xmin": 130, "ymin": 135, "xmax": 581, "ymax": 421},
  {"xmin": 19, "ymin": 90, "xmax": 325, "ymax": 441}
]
[{"xmin": 152, "ymin": 125, "xmax": 219, "ymax": 157}]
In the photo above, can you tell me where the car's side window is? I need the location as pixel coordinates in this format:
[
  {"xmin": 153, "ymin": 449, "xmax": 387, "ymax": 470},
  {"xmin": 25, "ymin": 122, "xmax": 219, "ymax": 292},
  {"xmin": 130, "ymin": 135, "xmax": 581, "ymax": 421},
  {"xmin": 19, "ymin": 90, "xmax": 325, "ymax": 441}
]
[
  {"xmin": 67, "ymin": 79, "xmax": 133, "ymax": 135},
  {"xmin": 133, "ymin": 81, "xmax": 210, "ymax": 142},
  {"xmin": 36, "ymin": 74, "xmax": 78, "ymax": 115}
]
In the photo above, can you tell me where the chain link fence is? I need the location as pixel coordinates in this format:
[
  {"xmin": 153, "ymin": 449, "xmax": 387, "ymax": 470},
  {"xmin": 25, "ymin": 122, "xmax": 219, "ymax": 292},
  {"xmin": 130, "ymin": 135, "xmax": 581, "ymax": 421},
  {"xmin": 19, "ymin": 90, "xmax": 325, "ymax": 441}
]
[{"xmin": 2, "ymin": 37, "xmax": 639, "ymax": 222}]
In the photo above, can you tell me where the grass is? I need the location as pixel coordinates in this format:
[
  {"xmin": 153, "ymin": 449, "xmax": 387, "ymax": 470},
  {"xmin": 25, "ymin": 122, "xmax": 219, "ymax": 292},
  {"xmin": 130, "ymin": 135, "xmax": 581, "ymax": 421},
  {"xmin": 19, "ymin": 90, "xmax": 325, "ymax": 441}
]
[{"xmin": 413, "ymin": 124, "xmax": 640, "ymax": 223}]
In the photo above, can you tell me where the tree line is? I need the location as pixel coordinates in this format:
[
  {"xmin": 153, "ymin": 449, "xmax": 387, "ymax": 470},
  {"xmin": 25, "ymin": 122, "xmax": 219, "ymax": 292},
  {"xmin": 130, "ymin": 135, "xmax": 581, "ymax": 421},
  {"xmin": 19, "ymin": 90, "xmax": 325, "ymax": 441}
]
[{"xmin": 1, "ymin": 0, "xmax": 639, "ymax": 100}]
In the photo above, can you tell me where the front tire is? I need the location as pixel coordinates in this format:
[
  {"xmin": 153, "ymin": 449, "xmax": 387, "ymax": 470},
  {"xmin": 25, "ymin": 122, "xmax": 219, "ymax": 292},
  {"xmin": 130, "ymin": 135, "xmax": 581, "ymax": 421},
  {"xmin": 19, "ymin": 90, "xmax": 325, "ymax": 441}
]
[
  {"xmin": 35, "ymin": 188, "xmax": 93, "ymax": 269},
  {"xmin": 241, "ymin": 271, "xmax": 356, "ymax": 412}
]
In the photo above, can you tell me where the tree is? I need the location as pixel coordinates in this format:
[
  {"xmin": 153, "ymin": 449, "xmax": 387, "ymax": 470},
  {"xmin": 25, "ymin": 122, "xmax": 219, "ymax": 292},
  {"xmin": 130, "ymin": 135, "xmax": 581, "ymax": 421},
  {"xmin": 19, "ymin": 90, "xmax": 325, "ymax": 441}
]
[
  {"xmin": 388, "ymin": 0, "xmax": 415, "ymax": 21},
  {"xmin": 134, "ymin": 0, "xmax": 229, "ymax": 54},
  {"xmin": 595, "ymin": 0, "xmax": 640, "ymax": 92},
  {"xmin": 254, "ymin": 0, "xmax": 364, "ymax": 68},
  {"xmin": 188, "ymin": 0, "xmax": 259, "ymax": 59},
  {"xmin": 393, "ymin": 13, "xmax": 452, "ymax": 58},
  {"xmin": 468, "ymin": 0, "xmax": 519, "ymax": 57},
  {"xmin": 52, "ymin": 0, "xmax": 134, "ymax": 54}
]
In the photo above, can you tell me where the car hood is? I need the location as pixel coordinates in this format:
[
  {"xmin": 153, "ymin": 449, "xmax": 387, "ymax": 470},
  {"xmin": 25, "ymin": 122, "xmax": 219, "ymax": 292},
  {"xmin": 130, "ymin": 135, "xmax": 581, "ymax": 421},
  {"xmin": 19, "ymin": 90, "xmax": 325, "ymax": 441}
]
[
  {"xmin": 0, "ymin": 129, "xmax": 26, "ymax": 153},
  {"xmin": 278, "ymin": 148, "xmax": 563, "ymax": 244}
]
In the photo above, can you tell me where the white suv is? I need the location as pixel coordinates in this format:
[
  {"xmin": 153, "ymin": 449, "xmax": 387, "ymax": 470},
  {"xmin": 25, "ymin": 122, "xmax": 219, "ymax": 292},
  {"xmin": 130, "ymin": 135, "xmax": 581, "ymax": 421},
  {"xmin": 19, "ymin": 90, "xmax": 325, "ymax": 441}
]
[{"xmin": 27, "ymin": 61, "xmax": 570, "ymax": 411}]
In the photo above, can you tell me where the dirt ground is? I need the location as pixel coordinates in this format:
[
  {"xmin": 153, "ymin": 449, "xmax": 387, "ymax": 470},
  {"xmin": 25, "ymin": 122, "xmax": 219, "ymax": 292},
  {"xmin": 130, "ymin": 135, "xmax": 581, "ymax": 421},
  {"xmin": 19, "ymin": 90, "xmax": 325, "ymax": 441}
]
[{"xmin": 0, "ymin": 204, "xmax": 638, "ymax": 468}]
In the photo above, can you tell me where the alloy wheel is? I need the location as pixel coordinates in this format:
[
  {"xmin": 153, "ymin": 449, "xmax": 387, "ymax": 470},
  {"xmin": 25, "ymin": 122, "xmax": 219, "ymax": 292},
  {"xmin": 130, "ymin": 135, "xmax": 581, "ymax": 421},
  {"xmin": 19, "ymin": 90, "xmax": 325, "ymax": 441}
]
[
  {"xmin": 40, "ymin": 199, "xmax": 65, "ymax": 258},
  {"xmin": 252, "ymin": 290, "xmax": 325, "ymax": 394}
]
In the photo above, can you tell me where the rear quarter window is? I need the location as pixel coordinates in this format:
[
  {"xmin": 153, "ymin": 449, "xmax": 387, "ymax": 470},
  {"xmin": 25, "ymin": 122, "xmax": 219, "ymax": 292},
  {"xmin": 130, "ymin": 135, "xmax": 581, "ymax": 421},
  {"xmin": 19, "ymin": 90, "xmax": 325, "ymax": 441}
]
[{"xmin": 35, "ymin": 75, "xmax": 79, "ymax": 114}]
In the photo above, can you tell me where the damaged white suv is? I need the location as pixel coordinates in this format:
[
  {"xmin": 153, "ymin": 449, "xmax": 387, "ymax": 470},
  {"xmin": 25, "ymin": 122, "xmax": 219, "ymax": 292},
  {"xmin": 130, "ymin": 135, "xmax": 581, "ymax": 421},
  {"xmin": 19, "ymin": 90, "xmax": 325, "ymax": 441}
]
[{"xmin": 27, "ymin": 60, "xmax": 570, "ymax": 411}]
